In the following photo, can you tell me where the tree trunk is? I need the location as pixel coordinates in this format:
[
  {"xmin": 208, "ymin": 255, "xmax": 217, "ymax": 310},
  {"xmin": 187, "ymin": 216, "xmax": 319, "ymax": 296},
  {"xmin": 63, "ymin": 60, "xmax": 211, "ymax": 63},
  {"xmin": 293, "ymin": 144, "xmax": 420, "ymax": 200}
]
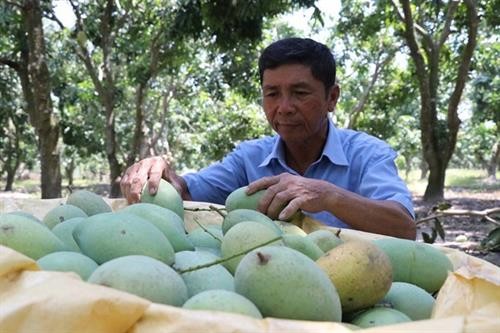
[
  {"xmin": 393, "ymin": 0, "xmax": 478, "ymax": 202},
  {"xmin": 22, "ymin": 0, "xmax": 61, "ymax": 198},
  {"xmin": 105, "ymin": 100, "xmax": 122, "ymax": 197},
  {"xmin": 404, "ymin": 155, "xmax": 411, "ymax": 180},
  {"xmin": 71, "ymin": 0, "xmax": 122, "ymax": 198},
  {"xmin": 424, "ymin": 159, "xmax": 446, "ymax": 201},
  {"xmin": 419, "ymin": 158, "xmax": 428, "ymax": 180},
  {"xmin": 4, "ymin": 164, "xmax": 17, "ymax": 192},
  {"xmin": 65, "ymin": 158, "xmax": 75, "ymax": 187},
  {"xmin": 3, "ymin": 135, "xmax": 21, "ymax": 192},
  {"xmin": 487, "ymin": 140, "xmax": 500, "ymax": 180}
]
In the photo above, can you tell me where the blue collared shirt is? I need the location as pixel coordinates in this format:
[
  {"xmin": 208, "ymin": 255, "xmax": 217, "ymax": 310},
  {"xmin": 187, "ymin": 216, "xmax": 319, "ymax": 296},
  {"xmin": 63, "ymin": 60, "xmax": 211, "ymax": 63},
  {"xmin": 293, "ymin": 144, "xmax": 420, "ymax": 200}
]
[{"xmin": 183, "ymin": 118, "xmax": 414, "ymax": 228}]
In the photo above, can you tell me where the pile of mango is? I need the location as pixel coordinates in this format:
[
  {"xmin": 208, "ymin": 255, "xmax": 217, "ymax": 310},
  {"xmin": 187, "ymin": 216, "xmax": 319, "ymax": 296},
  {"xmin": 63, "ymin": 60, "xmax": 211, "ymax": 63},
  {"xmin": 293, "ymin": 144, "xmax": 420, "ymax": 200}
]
[{"xmin": 0, "ymin": 180, "xmax": 454, "ymax": 329}]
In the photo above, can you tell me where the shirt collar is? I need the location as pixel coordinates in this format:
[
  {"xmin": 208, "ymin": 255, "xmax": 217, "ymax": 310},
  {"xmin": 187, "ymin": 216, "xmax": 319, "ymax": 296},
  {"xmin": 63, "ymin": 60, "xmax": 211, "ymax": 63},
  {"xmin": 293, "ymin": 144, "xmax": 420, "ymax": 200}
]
[
  {"xmin": 259, "ymin": 117, "xmax": 349, "ymax": 168},
  {"xmin": 323, "ymin": 118, "xmax": 349, "ymax": 166}
]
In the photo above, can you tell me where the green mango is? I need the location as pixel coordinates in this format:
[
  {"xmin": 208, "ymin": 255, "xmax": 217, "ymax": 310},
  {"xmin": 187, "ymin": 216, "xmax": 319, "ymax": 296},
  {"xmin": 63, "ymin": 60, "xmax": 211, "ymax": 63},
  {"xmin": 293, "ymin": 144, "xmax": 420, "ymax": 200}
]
[
  {"xmin": 222, "ymin": 208, "xmax": 282, "ymax": 235},
  {"xmin": 224, "ymin": 186, "xmax": 265, "ymax": 212},
  {"xmin": 42, "ymin": 204, "xmax": 88, "ymax": 229},
  {"xmin": 380, "ymin": 282, "xmax": 435, "ymax": 320},
  {"xmin": 350, "ymin": 307, "xmax": 411, "ymax": 328},
  {"xmin": 88, "ymin": 255, "xmax": 188, "ymax": 306},
  {"xmin": 0, "ymin": 214, "xmax": 67, "ymax": 260},
  {"xmin": 221, "ymin": 221, "xmax": 282, "ymax": 274},
  {"xmin": 73, "ymin": 212, "xmax": 174, "ymax": 265},
  {"xmin": 373, "ymin": 238, "xmax": 454, "ymax": 293},
  {"xmin": 282, "ymin": 234, "xmax": 324, "ymax": 261},
  {"xmin": 37, "ymin": 251, "xmax": 98, "ymax": 280},
  {"xmin": 120, "ymin": 203, "xmax": 193, "ymax": 252},
  {"xmin": 306, "ymin": 229, "xmax": 343, "ymax": 252},
  {"xmin": 51, "ymin": 217, "xmax": 86, "ymax": 252},
  {"xmin": 6, "ymin": 211, "xmax": 41, "ymax": 224},
  {"xmin": 173, "ymin": 250, "xmax": 234, "ymax": 297},
  {"xmin": 234, "ymin": 245, "xmax": 342, "ymax": 322},
  {"xmin": 187, "ymin": 226, "xmax": 223, "ymax": 257},
  {"xmin": 183, "ymin": 289, "xmax": 262, "ymax": 319},
  {"xmin": 66, "ymin": 190, "xmax": 112, "ymax": 216},
  {"xmin": 141, "ymin": 179, "xmax": 184, "ymax": 219}
]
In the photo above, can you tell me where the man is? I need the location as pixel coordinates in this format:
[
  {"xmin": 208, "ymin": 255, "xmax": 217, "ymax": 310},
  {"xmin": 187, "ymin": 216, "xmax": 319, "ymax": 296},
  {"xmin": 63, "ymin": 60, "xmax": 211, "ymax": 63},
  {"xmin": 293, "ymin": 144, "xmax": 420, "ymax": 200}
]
[{"xmin": 121, "ymin": 37, "xmax": 416, "ymax": 240}]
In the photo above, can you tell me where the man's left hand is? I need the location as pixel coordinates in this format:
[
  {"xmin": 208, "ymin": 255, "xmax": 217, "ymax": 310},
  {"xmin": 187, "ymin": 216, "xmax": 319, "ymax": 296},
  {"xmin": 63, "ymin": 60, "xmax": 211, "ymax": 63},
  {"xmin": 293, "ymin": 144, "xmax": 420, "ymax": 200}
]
[{"xmin": 246, "ymin": 173, "xmax": 335, "ymax": 220}]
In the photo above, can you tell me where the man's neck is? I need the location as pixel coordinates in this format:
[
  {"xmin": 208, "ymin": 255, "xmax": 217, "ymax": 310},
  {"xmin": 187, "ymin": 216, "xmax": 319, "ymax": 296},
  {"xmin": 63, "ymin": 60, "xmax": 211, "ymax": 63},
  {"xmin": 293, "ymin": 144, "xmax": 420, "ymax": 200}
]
[{"xmin": 284, "ymin": 137, "xmax": 326, "ymax": 175}]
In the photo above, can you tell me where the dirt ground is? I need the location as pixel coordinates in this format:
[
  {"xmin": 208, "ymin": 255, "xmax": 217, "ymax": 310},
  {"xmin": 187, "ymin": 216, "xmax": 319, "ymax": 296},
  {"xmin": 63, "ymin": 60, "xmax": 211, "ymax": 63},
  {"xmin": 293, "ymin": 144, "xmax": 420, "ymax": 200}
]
[{"xmin": 413, "ymin": 189, "xmax": 500, "ymax": 267}]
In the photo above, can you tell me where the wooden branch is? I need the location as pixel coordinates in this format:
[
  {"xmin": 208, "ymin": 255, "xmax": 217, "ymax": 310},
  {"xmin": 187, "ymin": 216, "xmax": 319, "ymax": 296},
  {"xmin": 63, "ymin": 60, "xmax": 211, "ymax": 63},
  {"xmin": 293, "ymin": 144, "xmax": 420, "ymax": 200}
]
[
  {"xmin": 393, "ymin": 0, "xmax": 428, "ymax": 83},
  {"xmin": 0, "ymin": 58, "xmax": 20, "ymax": 71},
  {"xmin": 445, "ymin": 0, "xmax": 478, "ymax": 162},
  {"xmin": 176, "ymin": 235, "xmax": 283, "ymax": 274},
  {"xmin": 5, "ymin": 1, "xmax": 22, "ymax": 9},
  {"xmin": 437, "ymin": 0, "xmax": 459, "ymax": 48},
  {"xmin": 192, "ymin": 217, "xmax": 222, "ymax": 242},
  {"xmin": 346, "ymin": 49, "xmax": 396, "ymax": 128},
  {"xmin": 390, "ymin": 0, "xmax": 432, "ymax": 49},
  {"xmin": 68, "ymin": 0, "xmax": 105, "ymax": 99},
  {"xmin": 44, "ymin": 9, "xmax": 65, "ymax": 30},
  {"xmin": 417, "ymin": 207, "xmax": 500, "ymax": 226}
]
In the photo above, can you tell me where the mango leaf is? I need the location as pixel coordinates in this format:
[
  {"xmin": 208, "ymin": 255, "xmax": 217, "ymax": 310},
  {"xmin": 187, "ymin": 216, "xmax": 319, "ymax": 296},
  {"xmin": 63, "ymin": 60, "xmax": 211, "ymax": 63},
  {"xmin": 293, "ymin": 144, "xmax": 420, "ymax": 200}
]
[
  {"xmin": 422, "ymin": 232, "xmax": 434, "ymax": 244},
  {"xmin": 433, "ymin": 218, "xmax": 445, "ymax": 241},
  {"xmin": 480, "ymin": 227, "xmax": 500, "ymax": 252}
]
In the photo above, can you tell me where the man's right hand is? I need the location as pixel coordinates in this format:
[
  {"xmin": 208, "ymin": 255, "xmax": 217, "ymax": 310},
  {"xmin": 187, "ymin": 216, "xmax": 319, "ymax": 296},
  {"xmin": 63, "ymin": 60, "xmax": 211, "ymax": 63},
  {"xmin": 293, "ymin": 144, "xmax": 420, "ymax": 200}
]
[{"xmin": 120, "ymin": 156, "xmax": 168, "ymax": 204}]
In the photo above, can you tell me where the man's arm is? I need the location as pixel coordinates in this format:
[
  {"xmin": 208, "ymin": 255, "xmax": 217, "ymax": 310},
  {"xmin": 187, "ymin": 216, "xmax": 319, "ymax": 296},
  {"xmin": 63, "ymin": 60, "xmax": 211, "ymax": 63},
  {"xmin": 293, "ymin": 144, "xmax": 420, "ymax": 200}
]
[{"xmin": 247, "ymin": 173, "xmax": 416, "ymax": 240}]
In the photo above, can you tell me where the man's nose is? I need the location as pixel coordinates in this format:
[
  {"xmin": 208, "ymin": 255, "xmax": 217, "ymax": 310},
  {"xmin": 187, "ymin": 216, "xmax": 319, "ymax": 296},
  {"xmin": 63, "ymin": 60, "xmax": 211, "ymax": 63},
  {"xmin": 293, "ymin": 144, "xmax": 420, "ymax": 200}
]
[{"xmin": 277, "ymin": 95, "xmax": 295, "ymax": 114}]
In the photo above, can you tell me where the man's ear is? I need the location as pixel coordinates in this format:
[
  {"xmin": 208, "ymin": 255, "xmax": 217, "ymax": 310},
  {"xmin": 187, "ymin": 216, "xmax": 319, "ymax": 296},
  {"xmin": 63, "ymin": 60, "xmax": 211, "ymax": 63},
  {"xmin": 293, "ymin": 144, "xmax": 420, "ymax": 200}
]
[{"xmin": 328, "ymin": 84, "xmax": 340, "ymax": 112}]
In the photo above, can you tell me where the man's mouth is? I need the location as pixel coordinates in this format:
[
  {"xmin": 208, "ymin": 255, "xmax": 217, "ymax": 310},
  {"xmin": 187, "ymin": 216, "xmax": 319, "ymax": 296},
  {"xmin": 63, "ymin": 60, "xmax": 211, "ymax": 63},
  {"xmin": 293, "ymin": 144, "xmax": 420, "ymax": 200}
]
[{"xmin": 278, "ymin": 122, "xmax": 300, "ymax": 127}]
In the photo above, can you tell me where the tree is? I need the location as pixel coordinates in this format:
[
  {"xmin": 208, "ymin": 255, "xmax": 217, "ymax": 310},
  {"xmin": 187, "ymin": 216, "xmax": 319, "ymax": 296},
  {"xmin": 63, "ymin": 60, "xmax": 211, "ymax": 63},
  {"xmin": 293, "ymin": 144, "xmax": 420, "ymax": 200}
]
[
  {"xmin": 335, "ymin": 0, "xmax": 401, "ymax": 130},
  {"xmin": 391, "ymin": 0, "xmax": 479, "ymax": 201},
  {"xmin": 468, "ymin": 6, "xmax": 499, "ymax": 180},
  {"xmin": 46, "ymin": 0, "xmax": 318, "ymax": 197},
  {"xmin": 0, "ymin": 0, "xmax": 62, "ymax": 198},
  {"xmin": 0, "ymin": 67, "xmax": 37, "ymax": 191}
]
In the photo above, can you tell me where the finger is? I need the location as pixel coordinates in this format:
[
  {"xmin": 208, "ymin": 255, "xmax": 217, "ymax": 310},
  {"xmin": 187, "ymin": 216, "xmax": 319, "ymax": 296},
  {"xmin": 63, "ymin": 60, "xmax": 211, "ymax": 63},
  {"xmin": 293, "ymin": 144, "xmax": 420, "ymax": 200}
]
[
  {"xmin": 256, "ymin": 183, "xmax": 281, "ymax": 215},
  {"xmin": 120, "ymin": 164, "xmax": 141, "ymax": 204},
  {"xmin": 128, "ymin": 163, "xmax": 154, "ymax": 202},
  {"xmin": 120, "ymin": 173, "xmax": 130, "ymax": 200},
  {"xmin": 266, "ymin": 189, "xmax": 291, "ymax": 219},
  {"xmin": 278, "ymin": 197, "xmax": 302, "ymax": 221},
  {"xmin": 246, "ymin": 176, "xmax": 277, "ymax": 195},
  {"xmin": 147, "ymin": 159, "xmax": 166, "ymax": 194}
]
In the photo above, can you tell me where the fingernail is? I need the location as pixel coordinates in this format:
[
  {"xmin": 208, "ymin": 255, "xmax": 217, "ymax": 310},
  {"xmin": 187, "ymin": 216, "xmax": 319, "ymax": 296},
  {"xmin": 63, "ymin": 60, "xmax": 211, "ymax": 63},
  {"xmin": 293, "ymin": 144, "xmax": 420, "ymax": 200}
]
[{"xmin": 149, "ymin": 187, "xmax": 156, "ymax": 194}]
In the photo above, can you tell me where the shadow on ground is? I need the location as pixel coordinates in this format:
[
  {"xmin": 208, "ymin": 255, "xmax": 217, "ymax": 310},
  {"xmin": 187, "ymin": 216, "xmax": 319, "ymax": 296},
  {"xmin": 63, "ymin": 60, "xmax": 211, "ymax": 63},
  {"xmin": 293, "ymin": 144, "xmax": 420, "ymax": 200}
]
[{"xmin": 414, "ymin": 191, "xmax": 500, "ymax": 267}]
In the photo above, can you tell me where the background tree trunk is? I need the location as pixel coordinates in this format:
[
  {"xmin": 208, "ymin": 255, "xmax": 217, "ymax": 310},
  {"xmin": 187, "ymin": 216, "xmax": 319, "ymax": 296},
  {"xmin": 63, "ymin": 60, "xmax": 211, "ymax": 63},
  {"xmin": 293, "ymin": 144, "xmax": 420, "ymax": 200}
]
[
  {"xmin": 22, "ymin": 0, "xmax": 61, "ymax": 198},
  {"xmin": 487, "ymin": 140, "xmax": 500, "ymax": 180},
  {"xmin": 393, "ymin": 0, "xmax": 478, "ymax": 202},
  {"xmin": 70, "ymin": 0, "xmax": 122, "ymax": 197}
]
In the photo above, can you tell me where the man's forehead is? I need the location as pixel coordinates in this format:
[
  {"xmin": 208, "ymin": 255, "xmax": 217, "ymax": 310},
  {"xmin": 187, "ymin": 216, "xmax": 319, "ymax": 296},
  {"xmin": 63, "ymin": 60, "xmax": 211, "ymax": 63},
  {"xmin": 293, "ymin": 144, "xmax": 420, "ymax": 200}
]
[
  {"xmin": 262, "ymin": 81, "xmax": 313, "ymax": 90},
  {"xmin": 262, "ymin": 64, "xmax": 315, "ymax": 87}
]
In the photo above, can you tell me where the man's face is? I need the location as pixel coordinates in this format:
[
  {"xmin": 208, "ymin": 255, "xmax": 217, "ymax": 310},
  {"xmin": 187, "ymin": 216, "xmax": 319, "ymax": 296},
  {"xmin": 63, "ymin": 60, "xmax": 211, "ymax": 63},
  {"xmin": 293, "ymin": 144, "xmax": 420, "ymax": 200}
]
[{"xmin": 261, "ymin": 64, "xmax": 339, "ymax": 145}]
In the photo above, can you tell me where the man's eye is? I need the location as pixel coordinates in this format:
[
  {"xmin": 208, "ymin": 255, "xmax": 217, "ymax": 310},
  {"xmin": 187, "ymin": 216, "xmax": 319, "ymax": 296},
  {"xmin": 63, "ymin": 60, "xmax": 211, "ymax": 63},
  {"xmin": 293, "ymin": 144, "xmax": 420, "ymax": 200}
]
[
  {"xmin": 264, "ymin": 92, "xmax": 277, "ymax": 97},
  {"xmin": 295, "ymin": 91, "xmax": 309, "ymax": 96}
]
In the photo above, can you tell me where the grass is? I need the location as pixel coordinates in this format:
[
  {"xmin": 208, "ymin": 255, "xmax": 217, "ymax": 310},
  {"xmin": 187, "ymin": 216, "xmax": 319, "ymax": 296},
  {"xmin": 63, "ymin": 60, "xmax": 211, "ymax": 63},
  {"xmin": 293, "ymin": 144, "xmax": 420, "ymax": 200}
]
[
  {"xmin": 405, "ymin": 168, "xmax": 500, "ymax": 196},
  {"xmin": 2, "ymin": 177, "xmax": 109, "ymax": 197},
  {"xmin": 2, "ymin": 168, "xmax": 499, "ymax": 198}
]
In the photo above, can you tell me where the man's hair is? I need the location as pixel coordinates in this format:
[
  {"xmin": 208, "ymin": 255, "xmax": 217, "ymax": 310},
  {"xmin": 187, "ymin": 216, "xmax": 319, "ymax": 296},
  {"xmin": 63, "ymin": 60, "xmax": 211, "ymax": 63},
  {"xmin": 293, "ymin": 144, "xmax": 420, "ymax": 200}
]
[{"xmin": 258, "ymin": 37, "xmax": 336, "ymax": 91}]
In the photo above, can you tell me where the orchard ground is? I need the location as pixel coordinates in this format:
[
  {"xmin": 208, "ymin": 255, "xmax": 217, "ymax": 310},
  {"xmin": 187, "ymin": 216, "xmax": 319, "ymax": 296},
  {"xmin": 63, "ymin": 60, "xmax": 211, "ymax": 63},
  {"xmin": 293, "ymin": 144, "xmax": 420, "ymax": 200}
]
[{"xmin": 1, "ymin": 168, "xmax": 499, "ymax": 266}]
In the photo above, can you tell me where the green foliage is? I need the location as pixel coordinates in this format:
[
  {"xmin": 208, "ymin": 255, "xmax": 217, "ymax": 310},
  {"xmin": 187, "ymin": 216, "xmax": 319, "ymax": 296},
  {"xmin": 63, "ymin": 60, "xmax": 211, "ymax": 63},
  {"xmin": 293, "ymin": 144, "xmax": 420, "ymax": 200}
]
[
  {"xmin": 167, "ymin": 90, "xmax": 271, "ymax": 172},
  {"xmin": 0, "ymin": 66, "xmax": 37, "ymax": 184},
  {"xmin": 1, "ymin": 0, "xmax": 497, "ymax": 198}
]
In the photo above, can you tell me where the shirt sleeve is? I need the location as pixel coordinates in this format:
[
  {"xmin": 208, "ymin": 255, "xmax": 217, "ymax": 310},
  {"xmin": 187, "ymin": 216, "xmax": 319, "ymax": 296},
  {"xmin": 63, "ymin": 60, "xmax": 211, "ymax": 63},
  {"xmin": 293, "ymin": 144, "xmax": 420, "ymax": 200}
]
[
  {"xmin": 358, "ymin": 147, "xmax": 415, "ymax": 219},
  {"xmin": 182, "ymin": 145, "xmax": 249, "ymax": 205}
]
